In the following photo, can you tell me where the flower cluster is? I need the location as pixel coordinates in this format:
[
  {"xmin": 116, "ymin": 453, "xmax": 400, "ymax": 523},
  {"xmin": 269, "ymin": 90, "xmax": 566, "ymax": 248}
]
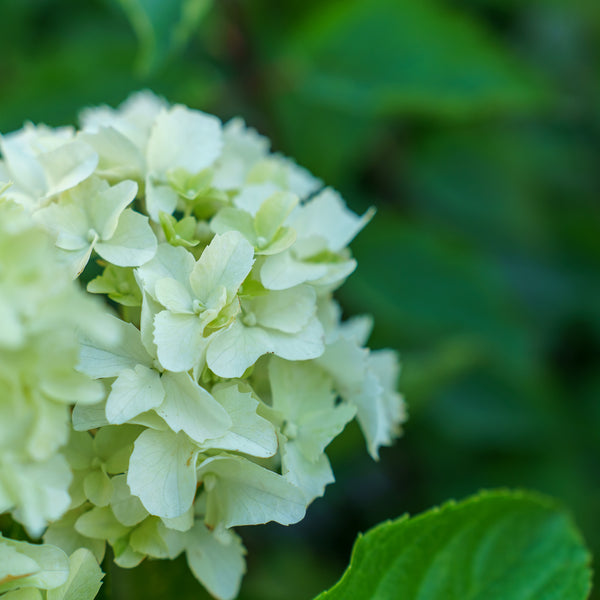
[{"xmin": 0, "ymin": 91, "xmax": 405, "ymax": 600}]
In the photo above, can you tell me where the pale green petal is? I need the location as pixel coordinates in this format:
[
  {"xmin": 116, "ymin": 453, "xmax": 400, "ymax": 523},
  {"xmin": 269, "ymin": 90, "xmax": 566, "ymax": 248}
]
[
  {"xmin": 88, "ymin": 179, "xmax": 137, "ymax": 240},
  {"xmin": 144, "ymin": 178, "xmax": 178, "ymax": 222},
  {"xmin": 153, "ymin": 311, "xmax": 206, "ymax": 372},
  {"xmin": 295, "ymin": 402, "xmax": 356, "ymax": 462},
  {"xmin": 41, "ymin": 368, "xmax": 104, "ymax": 406},
  {"xmin": 129, "ymin": 410, "xmax": 169, "ymax": 430},
  {"xmin": 207, "ymin": 310, "xmax": 324, "ymax": 376},
  {"xmin": 248, "ymin": 285, "xmax": 316, "ymax": 334},
  {"xmin": 260, "ymin": 251, "xmax": 328, "ymax": 290},
  {"xmin": 185, "ymin": 523, "xmax": 246, "ymax": 600},
  {"xmin": 346, "ymin": 369, "xmax": 386, "ymax": 460},
  {"xmin": 43, "ymin": 507, "xmax": 106, "ymax": 563},
  {"xmin": 258, "ymin": 226, "xmax": 296, "ymax": 256},
  {"xmin": 269, "ymin": 358, "xmax": 355, "ymax": 461},
  {"xmin": 262, "ymin": 315, "xmax": 325, "ymax": 362},
  {"xmin": 34, "ymin": 201, "xmax": 87, "ymax": 250},
  {"xmin": 78, "ymin": 315, "xmax": 150, "ymax": 379},
  {"xmin": 95, "ymin": 208, "xmax": 157, "ymax": 267},
  {"xmin": 110, "ymin": 474, "xmax": 148, "ymax": 527},
  {"xmin": 280, "ymin": 439, "xmax": 334, "ymax": 504},
  {"xmin": 129, "ymin": 518, "xmax": 170, "ymax": 558},
  {"xmin": 83, "ymin": 469, "xmax": 114, "ymax": 507},
  {"xmin": 369, "ymin": 350, "xmax": 406, "ymax": 439},
  {"xmin": 197, "ymin": 455, "xmax": 306, "ymax": 529},
  {"xmin": 156, "ymin": 522, "xmax": 186, "ymax": 558},
  {"xmin": 201, "ymin": 383, "xmax": 278, "ymax": 458},
  {"xmin": 232, "ymin": 182, "xmax": 280, "ymax": 215},
  {"xmin": 147, "ymin": 105, "xmax": 222, "ymax": 175},
  {"xmin": 213, "ymin": 119, "xmax": 269, "ymax": 190},
  {"xmin": 139, "ymin": 290, "xmax": 161, "ymax": 357},
  {"xmin": 290, "ymin": 188, "xmax": 374, "ymax": 252},
  {"xmin": 154, "ymin": 277, "xmax": 194, "ymax": 314},
  {"xmin": 112, "ymin": 545, "xmax": 145, "ymax": 569},
  {"xmin": 0, "ymin": 296, "xmax": 23, "ymax": 347},
  {"xmin": 206, "ymin": 321, "xmax": 271, "ymax": 378},
  {"xmin": 210, "ymin": 207, "xmax": 256, "ymax": 243},
  {"xmin": 74, "ymin": 507, "xmax": 129, "ymax": 543},
  {"xmin": 8, "ymin": 454, "xmax": 72, "ymax": 537},
  {"xmin": 189, "ymin": 231, "xmax": 254, "ymax": 305},
  {"xmin": 72, "ymin": 401, "xmax": 110, "ymax": 432},
  {"xmin": 0, "ymin": 544, "xmax": 40, "ymax": 592},
  {"xmin": 62, "ymin": 431, "xmax": 94, "ymax": 471},
  {"xmin": 254, "ymin": 191, "xmax": 298, "ymax": 243},
  {"xmin": 158, "ymin": 372, "xmax": 231, "ymax": 443},
  {"xmin": 62, "ymin": 244, "xmax": 95, "ymax": 278},
  {"xmin": 160, "ymin": 506, "xmax": 193, "ymax": 532},
  {"xmin": 127, "ymin": 429, "xmax": 199, "ymax": 518},
  {"xmin": 0, "ymin": 537, "xmax": 69, "ymax": 593},
  {"xmin": 94, "ymin": 424, "xmax": 143, "ymax": 474},
  {"xmin": 135, "ymin": 243, "xmax": 195, "ymax": 299},
  {"xmin": 316, "ymin": 337, "xmax": 392, "ymax": 459},
  {"xmin": 1, "ymin": 587, "xmax": 43, "ymax": 599},
  {"xmin": 80, "ymin": 127, "xmax": 145, "ymax": 180},
  {"xmin": 311, "ymin": 258, "xmax": 357, "ymax": 289},
  {"xmin": 106, "ymin": 364, "xmax": 164, "ymax": 425},
  {"xmin": 340, "ymin": 314, "xmax": 374, "ymax": 346},
  {"xmin": 39, "ymin": 140, "xmax": 98, "ymax": 198},
  {"xmin": 0, "ymin": 132, "xmax": 46, "ymax": 198},
  {"xmin": 46, "ymin": 548, "xmax": 104, "ymax": 600},
  {"xmin": 25, "ymin": 398, "xmax": 69, "ymax": 461}
]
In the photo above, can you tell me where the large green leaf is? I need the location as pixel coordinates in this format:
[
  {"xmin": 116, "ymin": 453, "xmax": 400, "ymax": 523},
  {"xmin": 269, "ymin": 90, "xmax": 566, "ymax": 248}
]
[
  {"xmin": 315, "ymin": 490, "xmax": 591, "ymax": 600},
  {"xmin": 278, "ymin": 0, "xmax": 550, "ymax": 118}
]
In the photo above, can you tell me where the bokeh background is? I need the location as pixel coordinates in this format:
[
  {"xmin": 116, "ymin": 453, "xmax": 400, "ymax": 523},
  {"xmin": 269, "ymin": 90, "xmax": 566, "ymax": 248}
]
[{"xmin": 1, "ymin": 0, "xmax": 599, "ymax": 598}]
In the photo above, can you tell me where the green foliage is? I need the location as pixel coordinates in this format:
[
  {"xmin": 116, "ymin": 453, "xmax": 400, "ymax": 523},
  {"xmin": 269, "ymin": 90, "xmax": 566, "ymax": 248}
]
[
  {"xmin": 112, "ymin": 0, "xmax": 213, "ymax": 73},
  {"xmin": 316, "ymin": 490, "xmax": 591, "ymax": 600},
  {"xmin": 278, "ymin": 0, "xmax": 550, "ymax": 118}
]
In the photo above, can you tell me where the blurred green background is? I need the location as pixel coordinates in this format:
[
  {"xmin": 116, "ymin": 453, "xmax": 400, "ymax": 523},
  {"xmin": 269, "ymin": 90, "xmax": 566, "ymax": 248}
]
[{"xmin": 1, "ymin": 0, "xmax": 599, "ymax": 597}]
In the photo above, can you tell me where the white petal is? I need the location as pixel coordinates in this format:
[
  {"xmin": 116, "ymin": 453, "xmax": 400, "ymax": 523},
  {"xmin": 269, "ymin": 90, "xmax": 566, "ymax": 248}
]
[
  {"xmin": 206, "ymin": 321, "xmax": 270, "ymax": 378},
  {"xmin": 201, "ymin": 383, "xmax": 278, "ymax": 458},
  {"xmin": 127, "ymin": 429, "xmax": 199, "ymax": 519},
  {"xmin": 95, "ymin": 208, "xmax": 157, "ymax": 267},
  {"xmin": 135, "ymin": 243, "xmax": 195, "ymax": 299},
  {"xmin": 197, "ymin": 455, "xmax": 306, "ymax": 529},
  {"xmin": 106, "ymin": 364, "xmax": 164, "ymax": 424},
  {"xmin": 144, "ymin": 178, "xmax": 178, "ymax": 222},
  {"xmin": 232, "ymin": 182, "xmax": 280, "ymax": 216},
  {"xmin": 153, "ymin": 311, "xmax": 206, "ymax": 373},
  {"xmin": 280, "ymin": 439, "xmax": 334, "ymax": 504},
  {"xmin": 147, "ymin": 105, "xmax": 222, "ymax": 174},
  {"xmin": 190, "ymin": 231, "xmax": 254, "ymax": 305},
  {"xmin": 110, "ymin": 475, "xmax": 148, "ymax": 527},
  {"xmin": 249, "ymin": 285, "xmax": 316, "ymax": 333},
  {"xmin": 89, "ymin": 179, "xmax": 138, "ymax": 240},
  {"xmin": 260, "ymin": 251, "xmax": 328, "ymax": 290},
  {"xmin": 154, "ymin": 277, "xmax": 194, "ymax": 314},
  {"xmin": 40, "ymin": 140, "xmax": 98, "ymax": 197},
  {"xmin": 185, "ymin": 524, "xmax": 246, "ymax": 600},
  {"xmin": 158, "ymin": 372, "xmax": 231, "ymax": 443},
  {"xmin": 46, "ymin": 548, "xmax": 104, "ymax": 600},
  {"xmin": 78, "ymin": 315, "xmax": 150, "ymax": 378},
  {"xmin": 290, "ymin": 188, "xmax": 374, "ymax": 252},
  {"xmin": 0, "ymin": 537, "xmax": 69, "ymax": 592},
  {"xmin": 262, "ymin": 315, "xmax": 325, "ymax": 362}
]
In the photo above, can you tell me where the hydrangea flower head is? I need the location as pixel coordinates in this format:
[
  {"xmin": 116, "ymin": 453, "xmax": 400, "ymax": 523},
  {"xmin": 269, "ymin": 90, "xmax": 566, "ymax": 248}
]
[{"xmin": 0, "ymin": 91, "xmax": 405, "ymax": 600}]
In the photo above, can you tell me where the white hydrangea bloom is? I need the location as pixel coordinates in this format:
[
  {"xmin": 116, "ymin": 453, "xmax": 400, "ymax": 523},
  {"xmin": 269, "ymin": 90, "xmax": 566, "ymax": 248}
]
[
  {"xmin": 0, "ymin": 199, "xmax": 118, "ymax": 536},
  {"xmin": 0, "ymin": 90, "xmax": 404, "ymax": 600},
  {"xmin": 0, "ymin": 123, "xmax": 98, "ymax": 211}
]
